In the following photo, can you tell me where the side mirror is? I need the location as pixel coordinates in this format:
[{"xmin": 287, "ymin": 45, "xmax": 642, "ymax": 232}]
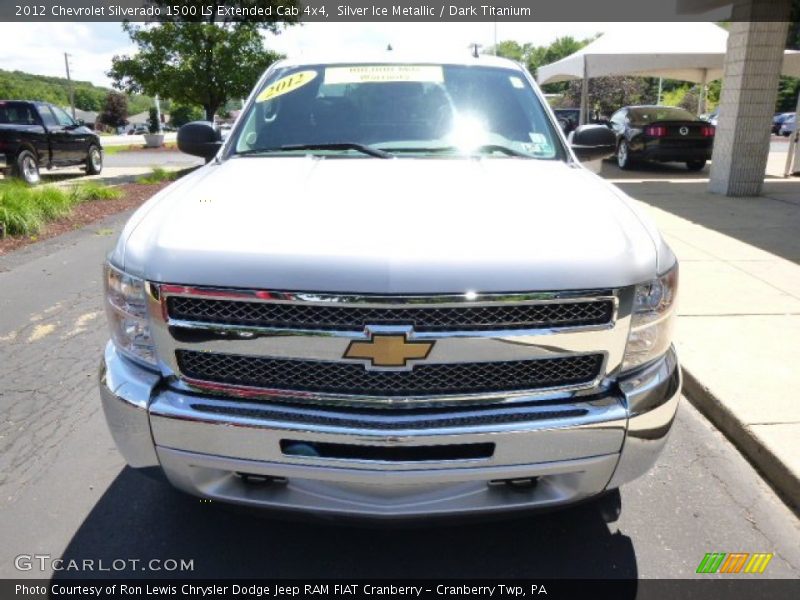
[
  {"xmin": 571, "ymin": 124, "xmax": 616, "ymax": 161},
  {"xmin": 178, "ymin": 121, "xmax": 222, "ymax": 160}
]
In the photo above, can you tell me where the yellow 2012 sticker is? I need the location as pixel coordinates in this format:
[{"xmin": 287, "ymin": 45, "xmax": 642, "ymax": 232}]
[
  {"xmin": 324, "ymin": 65, "xmax": 444, "ymax": 85},
  {"xmin": 256, "ymin": 70, "xmax": 318, "ymax": 103}
]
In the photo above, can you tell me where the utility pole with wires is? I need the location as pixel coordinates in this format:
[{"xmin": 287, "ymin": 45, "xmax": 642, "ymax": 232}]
[{"xmin": 64, "ymin": 52, "xmax": 75, "ymax": 119}]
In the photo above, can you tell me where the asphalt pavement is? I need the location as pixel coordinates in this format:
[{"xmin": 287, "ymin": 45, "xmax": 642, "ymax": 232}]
[
  {"xmin": 100, "ymin": 133, "xmax": 178, "ymax": 147},
  {"xmin": 0, "ymin": 210, "xmax": 799, "ymax": 580},
  {"xmin": 103, "ymin": 149, "xmax": 200, "ymax": 169}
]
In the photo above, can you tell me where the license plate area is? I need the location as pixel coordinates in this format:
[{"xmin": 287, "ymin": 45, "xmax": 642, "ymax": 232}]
[{"xmin": 280, "ymin": 440, "xmax": 495, "ymax": 462}]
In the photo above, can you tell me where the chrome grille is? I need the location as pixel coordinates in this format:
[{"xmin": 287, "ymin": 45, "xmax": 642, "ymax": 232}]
[
  {"xmin": 167, "ymin": 296, "xmax": 614, "ymax": 332},
  {"xmin": 176, "ymin": 350, "xmax": 603, "ymax": 397}
]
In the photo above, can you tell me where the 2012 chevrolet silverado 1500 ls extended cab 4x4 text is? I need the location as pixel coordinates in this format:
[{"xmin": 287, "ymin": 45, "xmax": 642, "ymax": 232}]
[
  {"xmin": 0, "ymin": 100, "xmax": 103, "ymax": 184},
  {"xmin": 99, "ymin": 53, "xmax": 681, "ymax": 519}
]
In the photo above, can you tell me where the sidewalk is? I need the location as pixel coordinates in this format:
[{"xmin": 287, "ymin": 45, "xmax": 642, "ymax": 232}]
[{"xmin": 608, "ymin": 166, "xmax": 800, "ymax": 512}]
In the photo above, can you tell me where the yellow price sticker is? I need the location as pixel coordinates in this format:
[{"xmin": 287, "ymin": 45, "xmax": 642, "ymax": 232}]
[{"xmin": 256, "ymin": 70, "xmax": 318, "ymax": 103}]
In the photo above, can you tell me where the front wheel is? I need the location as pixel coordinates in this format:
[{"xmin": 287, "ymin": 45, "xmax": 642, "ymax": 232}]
[
  {"xmin": 12, "ymin": 149, "xmax": 40, "ymax": 185},
  {"xmin": 85, "ymin": 145, "xmax": 103, "ymax": 175},
  {"xmin": 616, "ymin": 140, "xmax": 633, "ymax": 170},
  {"xmin": 686, "ymin": 160, "xmax": 706, "ymax": 171}
]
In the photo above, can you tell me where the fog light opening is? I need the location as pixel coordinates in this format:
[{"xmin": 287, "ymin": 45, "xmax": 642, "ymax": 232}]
[
  {"xmin": 488, "ymin": 477, "xmax": 539, "ymax": 491},
  {"xmin": 235, "ymin": 472, "xmax": 288, "ymax": 486}
]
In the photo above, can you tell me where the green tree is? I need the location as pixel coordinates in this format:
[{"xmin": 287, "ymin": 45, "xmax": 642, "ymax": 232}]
[
  {"xmin": 73, "ymin": 87, "xmax": 104, "ymax": 111},
  {"xmin": 109, "ymin": 1, "xmax": 294, "ymax": 120},
  {"xmin": 563, "ymin": 76, "xmax": 655, "ymax": 117},
  {"xmin": 492, "ymin": 40, "xmax": 530, "ymax": 63},
  {"xmin": 169, "ymin": 105, "xmax": 205, "ymax": 127},
  {"xmin": 491, "ymin": 35, "xmax": 596, "ymax": 94}
]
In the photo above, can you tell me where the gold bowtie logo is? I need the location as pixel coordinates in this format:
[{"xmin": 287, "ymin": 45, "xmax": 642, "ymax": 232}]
[{"xmin": 344, "ymin": 334, "xmax": 434, "ymax": 368}]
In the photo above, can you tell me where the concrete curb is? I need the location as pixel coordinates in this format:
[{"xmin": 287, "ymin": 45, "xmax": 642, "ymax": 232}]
[{"xmin": 681, "ymin": 365, "xmax": 800, "ymax": 514}]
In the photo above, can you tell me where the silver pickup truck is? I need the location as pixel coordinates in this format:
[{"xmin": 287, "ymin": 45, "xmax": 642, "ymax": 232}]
[{"xmin": 100, "ymin": 53, "xmax": 681, "ymax": 519}]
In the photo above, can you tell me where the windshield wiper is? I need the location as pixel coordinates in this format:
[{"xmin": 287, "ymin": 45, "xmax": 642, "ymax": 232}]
[
  {"xmin": 236, "ymin": 143, "xmax": 392, "ymax": 159},
  {"xmin": 473, "ymin": 144, "xmax": 531, "ymax": 157},
  {"xmin": 378, "ymin": 144, "xmax": 531, "ymax": 158}
]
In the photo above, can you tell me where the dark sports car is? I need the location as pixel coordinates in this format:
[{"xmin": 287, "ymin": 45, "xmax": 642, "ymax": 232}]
[
  {"xmin": 608, "ymin": 105, "xmax": 715, "ymax": 171},
  {"xmin": 554, "ymin": 108, "xmax": 581, "ymax": 134}
]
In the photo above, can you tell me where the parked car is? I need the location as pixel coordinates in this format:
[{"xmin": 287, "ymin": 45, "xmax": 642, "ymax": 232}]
[
  {"xmin": 608, "ymin": 105, "xmax": 715, "ymax": 171},
  {"xmin": 100, "ymin": 53, "xmax": 680, "ymax": 519},
  {"xmin": 702, "ymin": 108, "xmax": 719, "ymax": 127},
  {"xmin": 773, "ymin": 112, "xmax": 794, "ymax": 135},
  {"xmin": 554, "ymin": 108, "xmax": 581, "ymax": 134},
  {"xmin": 128, "ymin": 124, "xmax": 148, "ymax": 135},
  {"xmin": 779, "ymin": 113, "xmax": 796, "ymax": 137},
  {"xmin": 0, "ymin": 100, "xmax": 102, "ymax": 184}
]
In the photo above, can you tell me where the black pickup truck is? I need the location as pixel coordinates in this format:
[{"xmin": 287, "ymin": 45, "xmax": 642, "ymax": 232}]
[{"xmin": 0, "ymin": 100, "xmax": 103, "ymax": 184}]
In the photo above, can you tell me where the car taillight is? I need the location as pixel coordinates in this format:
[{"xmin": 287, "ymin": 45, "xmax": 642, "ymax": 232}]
[
  {"xmin": 701, "ymin": 126, "xmax": 715, "ymax": 137},
  {"xmin": 645, "ymin": 125, "xmax": 667, "ymax": 137}
]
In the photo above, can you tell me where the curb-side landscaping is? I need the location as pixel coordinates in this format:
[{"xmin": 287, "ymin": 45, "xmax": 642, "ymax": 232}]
[
  {"xmin": 0, "ymin": 180, "xmax": 121, "ymax": 237},
  {"xmin": 0, "ymin": 178, "xmax": 175, "ymax": 255}
]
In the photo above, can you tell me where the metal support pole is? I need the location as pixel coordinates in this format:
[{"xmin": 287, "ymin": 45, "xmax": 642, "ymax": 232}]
[
  {"xmin": 657, "ymin": 77, "xmax": 663, "ymax": 105},
  {"xmin": 784, "ymin": 90, "xmax": 800, "ymax": 177},
  {"xmin": 154, "ymin": 95, "xmax": 163, "ymax": 134},
  {"xmin": 64, "ymin": 52, "xmax": 75, "ymax": 120},
  {"xmin": 580, "ymin": 56, "xmax": 589, "ymax": 125},
  {"xmin": 698, "ymin": 69, "xmax": 708, "ymax": 116}
]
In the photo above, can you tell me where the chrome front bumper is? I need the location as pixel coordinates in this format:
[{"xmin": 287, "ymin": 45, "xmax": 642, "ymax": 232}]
[{"xmin": 99, "ymin": 342, "xmax": 681, "ymax": 518}]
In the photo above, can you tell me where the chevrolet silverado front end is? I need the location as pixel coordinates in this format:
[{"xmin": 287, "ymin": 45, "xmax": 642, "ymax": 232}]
[{"xmin": 99, "ymin": 54, "xmax": 680, "ymax": 518}]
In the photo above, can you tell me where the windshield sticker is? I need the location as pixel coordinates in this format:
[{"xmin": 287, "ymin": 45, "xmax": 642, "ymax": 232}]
[
  {"xmin": 324, "ymin": 65, "xmax": 444, "ymax": 85},
  {"xmin": 256, "ymin": 70, "xmax": 318, "ymax": 103},
  {"xmin": 509, "ymin": 76, "xmax": 525, "ymax": 89},
  {"xmin": 524, "ymin": 135, "xmax": 553, "ymax": 156},
  {"xmin": 529, "ymin": 133, "xmax": 547, "ymax": 144}
]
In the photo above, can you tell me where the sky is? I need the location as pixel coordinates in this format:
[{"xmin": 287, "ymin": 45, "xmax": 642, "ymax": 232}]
[{"xmin": 0, "ymin": 21, "xmax": 616, "ymax": 88}]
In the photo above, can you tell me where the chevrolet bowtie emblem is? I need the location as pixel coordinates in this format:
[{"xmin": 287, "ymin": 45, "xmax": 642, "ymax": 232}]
[{"xmin": 344, "ymin": 334, "xmax": 434, "ymax": 368}]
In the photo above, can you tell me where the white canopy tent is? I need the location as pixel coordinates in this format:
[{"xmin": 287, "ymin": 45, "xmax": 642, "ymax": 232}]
[{"xmin": 537, "ymin": 22, "xmax": 800, "ymax": 124}]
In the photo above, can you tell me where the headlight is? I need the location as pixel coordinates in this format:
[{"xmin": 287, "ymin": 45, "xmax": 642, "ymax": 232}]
[
  {"xmin": 622, "ymin": 263, "xmax": 678, "ymax": 372},
  {"xmin": 104, "ymin": 262, "xmax": 157, "ymax": 367}
]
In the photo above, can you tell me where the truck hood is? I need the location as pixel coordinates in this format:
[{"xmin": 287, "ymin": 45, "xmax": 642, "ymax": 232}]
[{"xmin": 117, "ymin": 157, "xmax": 660, "ymax": 293}]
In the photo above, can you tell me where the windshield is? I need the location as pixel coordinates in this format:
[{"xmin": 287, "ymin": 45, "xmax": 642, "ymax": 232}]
[
  {"xmin": 229, "ymin": 63, "xmax": 564, "ymax": 160},
  {"xmin": 629, "ymin": 106, "xmax": 699, "ymax": 124}
]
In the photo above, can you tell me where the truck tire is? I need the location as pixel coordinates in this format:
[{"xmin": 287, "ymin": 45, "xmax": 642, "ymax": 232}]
[
  {"xmin": 85, "ymin": 145, "xmax": 103, "ymax": 175},
  {"xmin": 12, "ymin": 149, "xmax": 40, "ymax": 185},
  {"xmin": 686, "ymin": 160, "xmax": 706, "ymax": 171}
]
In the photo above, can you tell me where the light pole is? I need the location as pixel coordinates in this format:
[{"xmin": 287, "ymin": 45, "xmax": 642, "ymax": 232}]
[
  {"xmin": 64, "ymin": 52, "xmax": 75, "ymax": 119},
  {"xmin": 154, "ymin": 94, "xmax": 163, "ymax": 133}
]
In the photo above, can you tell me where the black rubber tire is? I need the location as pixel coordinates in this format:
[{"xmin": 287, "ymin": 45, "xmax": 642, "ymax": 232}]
[
  {"xmin": 616, "ymin": 140, "xmax": 633, "ymax": 170},
  {"xmin": 85, "ymin": 144, "xmax": 103, "ymax": 175},
  {"xmin": 12, "ymin": 149, "xmax": 40, "ymax": 185},
  {"xmin": 686, "ymin": 160, "xmax": 706, "ymax": 171}
]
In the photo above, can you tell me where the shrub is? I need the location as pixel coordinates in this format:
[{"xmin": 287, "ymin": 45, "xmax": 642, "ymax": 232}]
[
  {"xmin": 0, "ymin": 180, "xmax": 120, "ymax": 237},
  {"xmin": 137, "ymin": 167, "xmax": 176, "ymax": 184},
  {"xmin": 148, "ymin": 107, "xmax": 161, "ymax": 134},
  {"xmin": 72, "ymin": 181, "xmax": 122, "ymax": 201}
]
